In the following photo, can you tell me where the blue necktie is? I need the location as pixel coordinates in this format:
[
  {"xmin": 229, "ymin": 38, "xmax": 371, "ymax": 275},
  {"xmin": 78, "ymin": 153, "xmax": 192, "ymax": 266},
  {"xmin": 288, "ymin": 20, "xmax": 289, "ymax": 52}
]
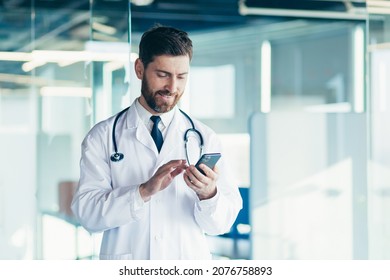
[{"xmin": 150, "ymin": 116, "xmax": 163, "ymax": 152}]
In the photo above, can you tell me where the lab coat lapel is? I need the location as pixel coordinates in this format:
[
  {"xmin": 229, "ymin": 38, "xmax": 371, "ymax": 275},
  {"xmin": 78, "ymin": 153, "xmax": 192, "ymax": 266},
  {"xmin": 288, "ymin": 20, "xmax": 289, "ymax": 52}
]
[
  {"xmin": 125, "ymin": 103, "xmax": 158, "ymax": 155},
  {"xmin": 156, "ymin": 109, "xmax": 187, "ymax": 165}
]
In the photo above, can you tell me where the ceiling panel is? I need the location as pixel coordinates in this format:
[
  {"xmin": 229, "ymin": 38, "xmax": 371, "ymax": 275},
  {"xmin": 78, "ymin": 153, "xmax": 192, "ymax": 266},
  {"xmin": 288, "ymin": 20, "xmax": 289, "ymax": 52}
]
[{"xmin": 0, "ymin": 0, "xmax": 368, "ymax": 89}]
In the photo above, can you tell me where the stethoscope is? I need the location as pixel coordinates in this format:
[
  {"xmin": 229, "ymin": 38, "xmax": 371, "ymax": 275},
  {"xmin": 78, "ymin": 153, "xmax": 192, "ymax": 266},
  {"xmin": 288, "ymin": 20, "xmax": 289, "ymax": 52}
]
[{"xmin": 110, "ymin": 107, "xmax": 204, "ymax": 164}]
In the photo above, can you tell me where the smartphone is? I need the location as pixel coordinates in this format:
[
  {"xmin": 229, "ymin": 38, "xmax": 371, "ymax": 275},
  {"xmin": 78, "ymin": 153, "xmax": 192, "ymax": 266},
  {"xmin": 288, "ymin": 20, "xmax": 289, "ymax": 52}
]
[{"xmin": 195, "ymin": 153, "xmax": 221, "ymax": 175}]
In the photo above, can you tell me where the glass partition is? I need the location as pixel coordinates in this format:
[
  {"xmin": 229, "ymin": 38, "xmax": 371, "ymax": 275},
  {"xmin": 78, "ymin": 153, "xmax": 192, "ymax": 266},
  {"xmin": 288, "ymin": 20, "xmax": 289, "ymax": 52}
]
[
  {"xmin": 0, "ymin": 1, "xmax": 131, "ymax": 259},
  {"xmin": 33, "ymin": 2, "xmax": 92, "ymax": 260},
  {"xmin": 0, "ymin": 5, "xmax": 35, "ymax": 260},
  {"xmin": 37, "ymin": 0, "xmax": 131, "ymax": 259},
  {"xmin": 250, "ymin": 112, "xmax": 367, "ymax": 259},
  {"xmin": 367, "ymin": 3, "xmax": 390, "ymax": 259}
]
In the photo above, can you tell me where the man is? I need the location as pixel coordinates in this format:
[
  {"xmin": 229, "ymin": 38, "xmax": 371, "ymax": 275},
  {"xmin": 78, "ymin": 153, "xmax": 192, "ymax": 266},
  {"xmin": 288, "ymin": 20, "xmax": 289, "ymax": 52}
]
[{"xmin": 71, "ymin": 25, "xmax": 242, "ymax": 260}]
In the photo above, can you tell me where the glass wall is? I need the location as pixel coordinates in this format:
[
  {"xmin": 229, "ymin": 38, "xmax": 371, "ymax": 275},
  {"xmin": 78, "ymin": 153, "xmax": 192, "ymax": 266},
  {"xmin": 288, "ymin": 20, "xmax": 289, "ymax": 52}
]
[
  {"xmin": 0, "ymin": 0, "xmax": 130, "ymax": 259},
  {"xmin": 367, "ymin": 4, "xmax": 390, "ymax": 259},
  {"xmin": 0, "ymin": 5, "xmax": 36, "ymax": 260},
  {"xmin": 37, "ymin": 1, "xmax": 131, "ymax": 259},
  {"xmin": 240, "ymin": 19, "xmax": 367, "ymax": 259}
]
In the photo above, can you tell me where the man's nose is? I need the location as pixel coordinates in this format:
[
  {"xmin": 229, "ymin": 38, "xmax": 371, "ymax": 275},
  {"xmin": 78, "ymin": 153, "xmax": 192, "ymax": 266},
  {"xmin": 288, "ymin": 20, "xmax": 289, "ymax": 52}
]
[{"xmin": 165, "ymin": 77, "xmax": 177, "ymax": 93}]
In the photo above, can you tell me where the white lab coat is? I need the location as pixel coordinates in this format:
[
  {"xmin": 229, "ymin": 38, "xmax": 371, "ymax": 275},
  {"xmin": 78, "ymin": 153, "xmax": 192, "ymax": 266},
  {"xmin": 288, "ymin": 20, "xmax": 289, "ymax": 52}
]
[{"xmin": 71, "ymin": 101, "xmax": 242, "ymax": 260}]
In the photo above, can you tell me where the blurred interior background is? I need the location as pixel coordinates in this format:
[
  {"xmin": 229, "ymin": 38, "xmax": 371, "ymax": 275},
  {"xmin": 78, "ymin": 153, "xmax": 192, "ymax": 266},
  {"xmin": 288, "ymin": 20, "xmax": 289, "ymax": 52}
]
[{"xmin": 0, "ymin": 0, "xmax": 390, "ymax": 260}]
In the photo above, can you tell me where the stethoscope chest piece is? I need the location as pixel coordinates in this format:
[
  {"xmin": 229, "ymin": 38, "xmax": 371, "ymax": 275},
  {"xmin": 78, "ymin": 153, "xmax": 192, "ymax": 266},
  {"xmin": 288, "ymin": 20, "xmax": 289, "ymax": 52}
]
[
  {"xmin": 110, "ymin": 107, "xmax": 129, "ymax": 162},
  {"xmin": 110, "ymin": 152, "xmax": 124, "ymax": 162}
]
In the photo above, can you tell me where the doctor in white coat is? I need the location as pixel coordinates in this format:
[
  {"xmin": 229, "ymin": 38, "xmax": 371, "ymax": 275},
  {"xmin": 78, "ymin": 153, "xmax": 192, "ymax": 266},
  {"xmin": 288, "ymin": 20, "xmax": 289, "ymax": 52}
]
[{"xmin": 71, "ymin": 25, "xmax": 242, "ymax": 260}]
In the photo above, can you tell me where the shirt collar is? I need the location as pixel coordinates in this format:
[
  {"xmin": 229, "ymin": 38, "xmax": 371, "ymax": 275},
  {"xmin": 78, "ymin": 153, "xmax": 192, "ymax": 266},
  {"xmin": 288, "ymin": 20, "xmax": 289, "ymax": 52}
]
[{"xmin": 135, "ymin": 98, "xmax": 175, "ymax": 129}]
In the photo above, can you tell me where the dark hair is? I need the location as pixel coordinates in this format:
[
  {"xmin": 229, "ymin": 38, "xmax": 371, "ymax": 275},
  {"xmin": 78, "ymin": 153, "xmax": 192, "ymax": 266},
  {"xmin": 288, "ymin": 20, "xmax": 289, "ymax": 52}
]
[{"xmin": 138, "ymin": 25, "xmax": 193, "ymax": 68}]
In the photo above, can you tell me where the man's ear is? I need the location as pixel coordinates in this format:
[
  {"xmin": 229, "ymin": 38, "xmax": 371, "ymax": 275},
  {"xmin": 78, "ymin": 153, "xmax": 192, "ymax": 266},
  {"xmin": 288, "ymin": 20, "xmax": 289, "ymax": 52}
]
[{"xmin": 134, "ymin": 58, "xmax": 144, "ymax": 79}]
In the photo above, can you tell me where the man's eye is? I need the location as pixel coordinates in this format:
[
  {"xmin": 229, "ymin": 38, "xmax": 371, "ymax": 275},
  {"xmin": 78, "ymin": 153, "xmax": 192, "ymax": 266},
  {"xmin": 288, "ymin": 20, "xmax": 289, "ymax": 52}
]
[{"xmin": 157, "ymin": 73, "xmax": 168, "ymax": 78}]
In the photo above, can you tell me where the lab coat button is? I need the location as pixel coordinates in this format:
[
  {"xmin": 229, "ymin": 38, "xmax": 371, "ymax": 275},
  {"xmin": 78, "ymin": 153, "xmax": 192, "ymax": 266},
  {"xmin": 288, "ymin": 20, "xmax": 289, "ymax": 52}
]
[{"xmin": 154, "ymin": 235, "xmax": 162, "ymax": 241}]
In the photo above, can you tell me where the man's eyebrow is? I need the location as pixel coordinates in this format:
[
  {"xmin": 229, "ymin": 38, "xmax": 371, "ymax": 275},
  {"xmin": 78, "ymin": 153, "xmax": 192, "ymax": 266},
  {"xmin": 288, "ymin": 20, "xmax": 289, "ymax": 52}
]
[{"xmin": 156, "ymin": 69, "xmax": 188, "ymax": 76}]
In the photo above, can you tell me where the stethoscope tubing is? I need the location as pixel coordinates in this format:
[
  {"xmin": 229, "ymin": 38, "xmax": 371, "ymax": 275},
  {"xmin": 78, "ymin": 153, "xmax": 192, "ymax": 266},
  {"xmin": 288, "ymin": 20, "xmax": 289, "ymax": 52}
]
[
  {"xmin": 110, "ymin": 107, "xmax": 129, "ymax": 162},
  {"xmin": 110, "ymin": 107, "xmax": 203, "ymax": 163}
]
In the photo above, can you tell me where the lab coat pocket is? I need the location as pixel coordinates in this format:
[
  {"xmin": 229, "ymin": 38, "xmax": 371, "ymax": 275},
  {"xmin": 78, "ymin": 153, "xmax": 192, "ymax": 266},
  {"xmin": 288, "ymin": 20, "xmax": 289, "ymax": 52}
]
[{"xmin": 100, "ymin": 253, "xmax": 133, "ymax": 260}]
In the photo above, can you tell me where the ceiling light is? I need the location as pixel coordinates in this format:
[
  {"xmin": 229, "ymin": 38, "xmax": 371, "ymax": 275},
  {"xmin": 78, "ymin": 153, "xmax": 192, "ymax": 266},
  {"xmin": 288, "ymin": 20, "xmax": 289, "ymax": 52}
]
[
  {"xmin": 40, "ymin": 86, "xmax": 92, "ymax": 98},
  {"xmin": 131, "ymin": 0, "xmax": 154, "ymax": 6},
  {"xmin": 0, "ymin": 52, "xmax": 31, "ymax": 61}
]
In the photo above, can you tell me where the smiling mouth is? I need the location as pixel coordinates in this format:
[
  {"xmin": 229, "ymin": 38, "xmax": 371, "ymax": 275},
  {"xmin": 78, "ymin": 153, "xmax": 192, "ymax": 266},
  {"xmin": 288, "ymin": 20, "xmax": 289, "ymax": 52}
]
[{"xmin": 157, "ymin": 91, "xmax": 174, "ymax": 99}]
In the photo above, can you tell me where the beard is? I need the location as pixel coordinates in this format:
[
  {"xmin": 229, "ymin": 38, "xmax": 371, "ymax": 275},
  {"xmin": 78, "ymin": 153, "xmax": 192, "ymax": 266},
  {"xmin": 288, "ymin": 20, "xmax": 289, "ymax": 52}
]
[{"xmin": 141, "ymin": 75, "xmax": 183, "ymax": 113}]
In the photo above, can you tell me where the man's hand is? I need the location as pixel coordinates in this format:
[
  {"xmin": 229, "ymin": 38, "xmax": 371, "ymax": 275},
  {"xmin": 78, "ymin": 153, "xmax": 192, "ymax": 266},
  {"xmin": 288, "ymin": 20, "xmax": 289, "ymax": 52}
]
[
  {"xmin": 184, "ymin": 164, "xmax": 218, "ymax": 200},
  {"xmin": 140, "ymin": 159, "xmax": 187, "ymax": 201}
]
